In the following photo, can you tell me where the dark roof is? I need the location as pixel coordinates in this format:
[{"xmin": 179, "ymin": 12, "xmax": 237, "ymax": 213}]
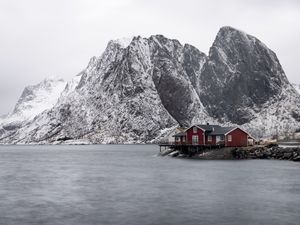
[
  {"xmin": 196, "ymin": 124, "xmax": 221, "ymax": 132},
  {"xmin": 188, "ymin": 124, "xmax": 251, "ymax": 136},
  {"xmin": 194, "ymin": 124, "xmax": 236, "ymax": 135},
  {"xmin": 209, "ymin": 127, "xmax": 235, "ymax": 135},
  {"xmin": 173, "ymin": 132, "xmax": 186, "ymax": 137}
]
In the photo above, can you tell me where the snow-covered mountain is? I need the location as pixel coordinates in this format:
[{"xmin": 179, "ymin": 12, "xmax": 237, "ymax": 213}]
[
  {"xmin": 0, "ymin": 77, "xmax": 66, "ymax": 131},
  {"xmin": 0, "ymin": 36, "xmax": 210, "ymax": 144},
  {"xmin": 0, "ymin": 26, "xmax": 299, "ymax": 144}
]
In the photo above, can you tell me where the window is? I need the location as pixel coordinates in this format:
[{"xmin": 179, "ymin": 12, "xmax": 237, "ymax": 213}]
[
  {"xmin": 183, "ymin": 136, "xmax": 186, "ymax": 142},
  {"xmin": 228, "ymin": 135, "xmax": 232, "ymax": 142},
  {"xmin": 192, "ymin": 135, "xmax": 198, "ymax": 145},
  {"xmin": 208, "ymin": 135, "xmax": 212, "ymax": 142},
  {"xmin": 193, "ymin": 127, "xmax": 197, "ymax": 133}
]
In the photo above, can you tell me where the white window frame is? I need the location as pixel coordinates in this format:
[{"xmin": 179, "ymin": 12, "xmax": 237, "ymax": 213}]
[
  {"xmin": 193, "ymin": 127, "xmax": 197, "ymax": 133},
  {"xmin": 192, "ymin": 135, "xmax": 198, "ymax": 145},
  {"xmin": 228, "ymin": 135, "xmax": 232, "ymax": 142},
  {"xmin": 208, "ymin": 135, "xmax": 212, "ymax": 142}
]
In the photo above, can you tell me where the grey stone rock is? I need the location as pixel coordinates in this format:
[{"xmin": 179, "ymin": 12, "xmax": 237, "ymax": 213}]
[
  {"xmin": 199, "ymin": 26, "xmax": 300, "ymax": 130},
  {"xmin": 283, "ymin": 152, "xmax": 292, "ymax": 159},
  {"xmin": 293, "ymin": 156, "xmax": 300, "ymax": 162}
]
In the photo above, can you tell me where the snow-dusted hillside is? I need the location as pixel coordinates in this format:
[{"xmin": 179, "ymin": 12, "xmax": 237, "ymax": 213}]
[
  {"xmin": 0, "ymin": 26, "xmax": 299, "ymax": 144},
  {"xmin": 0, "ymin": 77, "xmax": 66, "ymax": 128},
  {"xmin": 12, "ymin": 77, "xmax": 66, "ymax": 120}
]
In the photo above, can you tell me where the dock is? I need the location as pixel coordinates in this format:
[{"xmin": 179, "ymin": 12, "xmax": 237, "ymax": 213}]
[{"xmin": 159, "ymin": 143, "xmax": 225, "ymax": 155}]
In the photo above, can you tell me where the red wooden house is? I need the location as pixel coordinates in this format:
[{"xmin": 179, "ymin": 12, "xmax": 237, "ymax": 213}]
[{"xmin": 174, "ymin": 124, "xmax": 253, "ymax": 147}]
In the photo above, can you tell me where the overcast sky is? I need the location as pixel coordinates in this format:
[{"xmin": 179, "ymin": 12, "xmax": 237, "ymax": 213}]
[{"xmin": 0, "ymin": 0, "xmax": 299, "ymax": 115}]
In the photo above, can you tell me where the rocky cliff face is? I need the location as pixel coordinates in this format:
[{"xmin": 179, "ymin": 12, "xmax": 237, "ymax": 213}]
[
  {"xmin": 199, "ymin": 26, "xmax": 300, "ymax": 136},
  {"xmin": 200, "ymin": 27, "xmax": 293, "ymax": 123},
  {"xmin": 1, "ymin": 27, "xmax": 299, "ymax": 144}
]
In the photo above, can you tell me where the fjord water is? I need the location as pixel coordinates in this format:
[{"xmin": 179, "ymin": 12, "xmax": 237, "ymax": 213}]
[{"xmin": 0, "ymin": 145, "xmax": 299, "ymax": 225}]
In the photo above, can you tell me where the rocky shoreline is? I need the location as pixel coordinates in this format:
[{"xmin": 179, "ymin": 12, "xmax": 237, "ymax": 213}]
[
  {"xmin": 160, "ymin": 144, "xmax": 300, "ymax": 161},
  {"xmin": 233, "ymin": 145, "xmax": 300, "ymax": 161}
]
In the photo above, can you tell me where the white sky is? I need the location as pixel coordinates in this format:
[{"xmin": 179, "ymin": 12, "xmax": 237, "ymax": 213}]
[{"xmin": 0, "ymin": 0, "xmax": 299, "ymax": 115}]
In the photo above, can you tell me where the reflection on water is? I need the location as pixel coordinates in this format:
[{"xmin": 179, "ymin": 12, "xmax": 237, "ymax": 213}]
[{"xmin": 0, "ymin": 145, "xmax": 299, "ymax": 225}]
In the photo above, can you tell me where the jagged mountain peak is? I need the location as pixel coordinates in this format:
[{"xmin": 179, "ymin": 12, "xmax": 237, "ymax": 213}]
[
  {"xmin": 204, "ymin": 26, "xmax": 289, "ymax": 90},
  {"xmin": 217, "ymin": 26, "xmax": 249, "ymax": 36},
  {"xmin": 0, "ymin": 33, "xmax": 211, "ymax": 143},
  {"xmin": 215, "ymin": 26, "xmax": 257, "ymax": 41},
  {"xmin": 211, "ymin": 26, "xmax": 273, "ymax": 58},
  {"xmin": 1, "ymin": 28, "xmax": 299, "ymax": 144},
  {"xmin": 149, "ymin": 34, "xmax": 181, "ymax": 45},
  {"xmin": 200, "ymin": 27, "xmax": 300, "ymax": 135}
]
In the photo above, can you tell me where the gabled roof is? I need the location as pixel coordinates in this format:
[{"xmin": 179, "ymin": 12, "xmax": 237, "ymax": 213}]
[
  {"xmin": 184, "ymin": 125, "xmax": 206, "ymax": 132},
  {"xmin": 224, "ymin": 127, "xmax": 255, "ymax": 139}
]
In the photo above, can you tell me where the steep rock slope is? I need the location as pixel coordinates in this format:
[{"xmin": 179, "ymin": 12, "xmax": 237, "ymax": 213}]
[
  {"xmin": 0, "ymin": 36, "xmax": 209, "ymax": 144},
  {"xmin": 199, "ymin": 26, "xmax": 300, "ymax": 136},
  {"xmin": 148, "ymin": 35, "xmax": 207, "ymax": 125},
  {"xmin": 182, "ymin": 44, "xmax": 207, "ymax": 96}
]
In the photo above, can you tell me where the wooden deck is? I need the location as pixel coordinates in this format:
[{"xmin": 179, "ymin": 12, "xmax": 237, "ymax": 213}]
[{"xmin": 159, "ymin": 143, "xmax": 225, "ymax": 155}]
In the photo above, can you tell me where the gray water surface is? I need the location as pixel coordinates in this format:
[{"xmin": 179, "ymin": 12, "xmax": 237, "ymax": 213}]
[{"xmin": 0, "ymin": 145, "xmax": 299, "ymax": 225}]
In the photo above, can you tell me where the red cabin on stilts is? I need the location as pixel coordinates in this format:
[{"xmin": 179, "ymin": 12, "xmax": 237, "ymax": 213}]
[{"xmin": 173, "ymin": 124, "xmax": 253, "ymax": 147}]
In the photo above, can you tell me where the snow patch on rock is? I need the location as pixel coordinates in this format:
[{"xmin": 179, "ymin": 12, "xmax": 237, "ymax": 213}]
[{"xmin": 292, "ymin": 83, "xmax": 300, "ymax": 95}]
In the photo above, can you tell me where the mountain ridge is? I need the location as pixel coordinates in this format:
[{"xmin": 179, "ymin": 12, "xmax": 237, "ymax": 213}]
[{"xmin": 1, "ymin": 27, "xmax": 299, "ymax": 144}]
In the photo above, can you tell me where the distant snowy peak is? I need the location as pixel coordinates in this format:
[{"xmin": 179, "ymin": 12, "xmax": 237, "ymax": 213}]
[
  {"xmin": 60, "ymin": 73, "xmax": 82, "ymax": 98},
  {"xmin": 9, "ymin": 77, "xmax": 66, "ymax": 122},
  {"xmin": 292, "ymin": 83, "xmax": 300, "ymax": 94}
]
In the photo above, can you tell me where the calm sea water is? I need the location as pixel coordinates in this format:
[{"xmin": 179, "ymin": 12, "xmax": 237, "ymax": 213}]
[{"xmin": 0, "ymin": 145, "xmax": 299, "ymax": 225}]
